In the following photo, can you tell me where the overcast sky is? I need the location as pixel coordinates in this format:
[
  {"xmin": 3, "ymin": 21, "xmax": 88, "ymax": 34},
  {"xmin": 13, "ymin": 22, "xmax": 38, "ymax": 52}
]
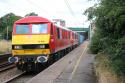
[{"xmin": 0, "ymin": 0, "xmax": 96, "ymax": 27}]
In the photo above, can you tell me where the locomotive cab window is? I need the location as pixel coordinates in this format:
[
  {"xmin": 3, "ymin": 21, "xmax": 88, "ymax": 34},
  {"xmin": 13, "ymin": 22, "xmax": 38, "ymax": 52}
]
[
  {"xmin": 15, "ymin": 24, "xmax": 29, "ymax": 34},
  {"xmin": 50, "ymin": 25, "xmax": 53, "ymax": 35},
  {"xmin": 57, "ymin": 28, "xmax": 60, "ymax": 39},
  {"xmin": 32, "ymin": 24, "xmax": 48, "ymax": 34}
]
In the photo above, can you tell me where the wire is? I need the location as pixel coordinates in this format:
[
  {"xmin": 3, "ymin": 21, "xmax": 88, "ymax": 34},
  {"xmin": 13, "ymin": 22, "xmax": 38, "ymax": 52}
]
[
  {"xmin": 26, "ymin": 0, "xmax": 82, "ymax": 26},
  {"xmin": 26, "ymin": 0, "xmax": 52, "ymax": 18},
  {"xmin": 64, "ymin": 0, "xmax": 82, "ymax": 26}
]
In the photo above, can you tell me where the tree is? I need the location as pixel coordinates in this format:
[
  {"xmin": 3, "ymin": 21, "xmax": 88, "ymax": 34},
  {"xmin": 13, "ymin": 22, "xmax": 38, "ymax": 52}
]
[
  {"xmin": 25, "ymin": 12, "xmax": 38, "ymax": 17},
  {"xmin": 85, "ymin": 0, "xmax": 125, "ymax": 75},
  {"xmin": 0, "ymin": 13, "xmax": 22, "ymax": 40}
]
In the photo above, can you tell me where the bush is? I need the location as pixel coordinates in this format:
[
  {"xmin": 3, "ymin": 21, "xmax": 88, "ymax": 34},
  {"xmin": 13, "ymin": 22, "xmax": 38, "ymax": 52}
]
[
  {"xmin": 86, "ymin": 0, "xmax": 125, "ymax": 76},
  {"xmin": 108, "ymin": 37, "xmax": 125, "ymax": 75},
  {"xmin": 90, "ymin": 30, "xmax": 102, "ymax": 54}
]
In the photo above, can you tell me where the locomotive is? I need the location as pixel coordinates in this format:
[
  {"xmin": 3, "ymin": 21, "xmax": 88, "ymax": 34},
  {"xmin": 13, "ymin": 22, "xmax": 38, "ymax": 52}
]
[{"xmin": 8, "ymin": 16, "xmax": 79, "ymax": 71}]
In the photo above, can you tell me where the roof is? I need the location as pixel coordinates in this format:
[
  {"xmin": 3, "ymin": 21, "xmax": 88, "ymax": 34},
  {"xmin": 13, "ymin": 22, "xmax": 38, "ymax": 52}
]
[
  {"xmin": 15, "ymin": 16, "xmax": 51, "ymax": 24},
  {"xmin": 68, "ymin": 28, "xmax": 84, "ymax": 31},
  {"xmin": 68, "ymin": 27, "xmax": 90, "ymax": 32}
]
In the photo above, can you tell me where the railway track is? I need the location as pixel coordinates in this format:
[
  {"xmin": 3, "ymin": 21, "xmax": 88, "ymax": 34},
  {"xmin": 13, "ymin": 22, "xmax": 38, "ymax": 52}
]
[
  {"xmin": 0, "ymin": 62, "xmax": 15, "ymax": 72},
  {"xmin": 4, "ymin": 71, "xmax": 26, "ymax": 83},
  {"xmin": 0, "ymin": 53, "xmax": 11, "ymax": 58},
  {"xmin": 0, "ymin": 62, "xmax": 12, "ymax": 68},
  {"xmin": 0, "ymin": 53, "xmax": 15, "ymax": 72},
  {"xmin": 0, "ymin": 53, "xmax": 11, "ymax": 63}
]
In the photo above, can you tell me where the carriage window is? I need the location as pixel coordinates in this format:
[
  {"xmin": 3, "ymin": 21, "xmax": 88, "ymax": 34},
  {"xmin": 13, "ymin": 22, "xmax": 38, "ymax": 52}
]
[
  {"xmin": 62, "ymin": 29, "xmax": 65, "ymax": 39},
  {"xmin": 50, "ymin": 25, "xmax": 53, "ymax": 35},
  {"xmin": 32, "ymin": 24, "xmax": 47, "ymax": 34},
  {"xmin": 57, "ymin": 28, "xmax": 60, "ymax": 39},
  {"xmin": 69, "ymin": 32, "xmax": 70, "ymax": 39},
  {"xmin": 60, "ymin": 29, "xmax": 62, "ymax": 39},
  {"xmin": 16, "ymin": 25, "xmax": 29, "ymax": 34}
]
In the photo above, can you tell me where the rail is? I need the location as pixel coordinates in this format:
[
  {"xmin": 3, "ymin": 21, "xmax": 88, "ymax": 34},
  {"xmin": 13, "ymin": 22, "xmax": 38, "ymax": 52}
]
[
  {"xmin": 0, "ymin": 53, "xmax": 11, "ymax": 63},
  {"xmin": 4, "ymin": 72, "xmax": 26, "ymax": 83}
]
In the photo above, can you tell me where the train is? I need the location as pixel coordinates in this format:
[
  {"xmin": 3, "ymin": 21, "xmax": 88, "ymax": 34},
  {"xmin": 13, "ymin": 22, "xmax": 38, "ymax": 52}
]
[
  {"xmin": 78, "ymin": 34, "xmax": 85, "ymax": 45},
  {"xmin": 8, "ymin": 16, "xmax": 84, "ymax": 72}
]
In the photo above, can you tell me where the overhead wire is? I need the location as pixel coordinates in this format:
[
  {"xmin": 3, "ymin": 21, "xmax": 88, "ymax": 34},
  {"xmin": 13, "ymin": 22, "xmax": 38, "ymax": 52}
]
[
  {"xmin": 26, "ymin": 0, "xmax": 52, "ymax": 18},
  {"xmin": 26, "ymin": 0, "xmax": 82, "ymax": 27},
  {"xmin": 64, "ymin": 0, "xmax": 82, "ymax": 26}
]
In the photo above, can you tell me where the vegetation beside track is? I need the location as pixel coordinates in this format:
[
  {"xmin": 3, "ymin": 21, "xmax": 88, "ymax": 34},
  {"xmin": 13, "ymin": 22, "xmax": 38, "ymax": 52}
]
[
  {"xmin": 95, "ymin": 52, "xmax": 125, "ymax": 83},
  {"xmin": 0, "ymin": 40, "xmax": 11, "ymax": 54},
  {"xmin": 84, "ymin": 0, "xmax": 125, "ymax": 82}
]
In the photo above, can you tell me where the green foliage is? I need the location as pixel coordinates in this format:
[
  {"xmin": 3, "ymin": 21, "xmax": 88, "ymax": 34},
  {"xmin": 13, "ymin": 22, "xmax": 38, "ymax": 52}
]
[
  {"xmin": 0, "ymin": 12, "xmax": 38, "ymax": 40},
  {"xmin": 85, "ymin": 0, "xmax": 125, "ymax": 75},
  {"xmin": 110, "ymin": 37, "xmax": 125, "ymax": 75},
  {"xmin": 25, "ymin": 12, "xmax": 38, "ymax": 17},
  {"xmin": 0, "ymin": 13, "xmax": 22, "ymax": 40},
  {"xmin": 89, "ymin": 29, "xmax": 102, "ymax": 54}
]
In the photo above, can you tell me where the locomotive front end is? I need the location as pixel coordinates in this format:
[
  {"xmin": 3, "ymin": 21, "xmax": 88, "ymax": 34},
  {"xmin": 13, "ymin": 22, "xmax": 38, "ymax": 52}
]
[{"xmin": 9, "ymin": 17, "xmax": 52, "ymax": 71}]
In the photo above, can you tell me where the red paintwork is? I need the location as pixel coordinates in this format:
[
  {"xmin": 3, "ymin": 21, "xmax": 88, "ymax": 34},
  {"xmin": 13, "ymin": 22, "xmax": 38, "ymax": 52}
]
[
  {"xmin": 15, "ymin": 16, "xmax": 51, "ymax": 24},
  {"xmin": 13, "ymin": 16, "xmax": 78, "ymax": 54},
  {"xmin": 50, "ymin": 23, "xmax": 78, "ymax": 53},
  {"xmin": 13, "ymin": 16, "xmax": 51, "ymax": 35}
]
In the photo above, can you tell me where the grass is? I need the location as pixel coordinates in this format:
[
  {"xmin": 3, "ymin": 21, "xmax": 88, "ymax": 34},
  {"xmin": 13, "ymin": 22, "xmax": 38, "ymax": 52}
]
[
  {"xmin": 0, "ymin": 40, "xmax": 11, "ymax": 54},
  {"xmin": 94, "ymin": 52, "xmax": 125, "ymax": 83}
]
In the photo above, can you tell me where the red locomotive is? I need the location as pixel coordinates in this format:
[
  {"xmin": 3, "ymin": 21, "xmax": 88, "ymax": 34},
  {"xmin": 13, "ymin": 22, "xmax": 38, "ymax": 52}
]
[{"xmin": 9, "ymin": 16, "xmax": 79, "ymax": 71}]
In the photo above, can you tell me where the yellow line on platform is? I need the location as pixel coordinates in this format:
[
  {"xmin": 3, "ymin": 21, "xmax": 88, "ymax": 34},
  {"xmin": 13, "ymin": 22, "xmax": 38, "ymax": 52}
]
[{"xmin": 69, "ymin": 42, "xmax": 88, "ymax": 82}]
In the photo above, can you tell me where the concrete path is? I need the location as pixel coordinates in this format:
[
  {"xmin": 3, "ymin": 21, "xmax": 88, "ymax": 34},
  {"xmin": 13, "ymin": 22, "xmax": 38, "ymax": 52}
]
[{"xmin": 54, "ymin": 43, "xmax": 96, "ymax": 83}]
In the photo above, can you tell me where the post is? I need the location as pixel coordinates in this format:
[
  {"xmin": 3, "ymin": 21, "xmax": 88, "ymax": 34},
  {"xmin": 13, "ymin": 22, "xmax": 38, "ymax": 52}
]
[{"xmin": 7, "ymin": 26, "xmax": 8, "ymax": 40}]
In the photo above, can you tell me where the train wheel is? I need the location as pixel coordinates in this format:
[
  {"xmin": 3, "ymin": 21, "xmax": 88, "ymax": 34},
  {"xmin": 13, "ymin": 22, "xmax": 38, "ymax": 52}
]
[
  {"xmin": 36, "ymin": 63, "xmax": 46, "ymax": 73},
  {"xmin": 16, "ymin": 63, "xmax": 21, "ymax": 70},
  {"xmin": 57, "ymin": 51, "xmax": 61, "ymax": 60},
  {"xmin": 52, "ymin": 53, "xmax": 56, "ymax": 62},
  {"xmin": 61, "ymin": 50, "xmax": 65, "ymax": 57},
  {"xmin": 59, "ymin": 51, "xmax": 62, "ymax": 58},
  {"xmin": 67, "ymin": 48, "xmax": 70, "ymax": 53},
  {"xmin": 47, "ymin": 56, "xmax": 54, "ymax": 65},
  {"xmin": 54, "ymin": 53, "xmax": 59, "ymax": 61},
  {"xmin": 64, "ymin": 49, "xmax": 67, "ymax": 55}
]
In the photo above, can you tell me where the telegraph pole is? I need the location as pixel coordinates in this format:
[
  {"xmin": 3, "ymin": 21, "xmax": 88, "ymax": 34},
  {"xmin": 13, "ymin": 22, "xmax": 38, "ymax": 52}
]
[{"xmin": 6, "ymin": 26, "xmax": 8, "ymax": 40}]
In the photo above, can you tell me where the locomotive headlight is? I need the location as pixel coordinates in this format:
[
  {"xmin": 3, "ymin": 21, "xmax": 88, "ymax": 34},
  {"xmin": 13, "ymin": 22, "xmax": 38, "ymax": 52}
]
[
  {"xmin": 8, "ymin": 57, "xmax": 19, "ymax": 63},
  {"xmin": 37, "ymin": 56, "xmax": 48, "ymax": 63},
  {"xmin": 14, "ymin": 46, "xmax": 22, "ymax": 49},
  {"xmin": 39, "ymin": 45, "xmax": 45, "ymax": 49}
]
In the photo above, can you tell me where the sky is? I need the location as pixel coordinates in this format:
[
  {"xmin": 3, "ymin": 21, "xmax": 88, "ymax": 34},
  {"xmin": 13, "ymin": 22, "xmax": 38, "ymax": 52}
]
[{"xmin": 0, "ymin": 0, "xmax": 96, "ymax": 27}]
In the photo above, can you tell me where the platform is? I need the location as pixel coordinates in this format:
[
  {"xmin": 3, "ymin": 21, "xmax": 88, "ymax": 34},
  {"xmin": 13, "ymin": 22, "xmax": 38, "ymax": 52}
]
[{"xmin": 27, "ymin": 41, "xmax": 96, "ymax": 83}]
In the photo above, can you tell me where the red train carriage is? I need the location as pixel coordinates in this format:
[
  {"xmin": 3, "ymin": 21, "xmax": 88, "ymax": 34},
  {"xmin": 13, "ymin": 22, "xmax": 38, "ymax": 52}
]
[{"xmin": 8, "ymin": 16, "xmax": 78, "ymax": 71}]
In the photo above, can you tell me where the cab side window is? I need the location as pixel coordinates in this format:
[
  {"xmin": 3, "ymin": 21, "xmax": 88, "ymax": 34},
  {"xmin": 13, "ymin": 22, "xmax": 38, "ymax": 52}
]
[
  {"xmin": 50, "ymin": 25, "xmax": 53, "ymax": 35},
  {"xmin": 57, "ymin": 28, "xmax": 60, "ymax": 39}
]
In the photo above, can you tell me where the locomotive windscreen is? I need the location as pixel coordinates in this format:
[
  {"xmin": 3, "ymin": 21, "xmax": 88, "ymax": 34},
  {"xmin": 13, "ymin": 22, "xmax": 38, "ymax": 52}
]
[
  {"xmin": 32, "ymin": 24, "xmax": 47, "ymax": 34},
  {"xmin": 16, "ymin": 24, "xmax": 29, "ymax": 34},
  {"xmin": 15, "ymin": 24, "xmax": 48, "ymax": 34}
]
